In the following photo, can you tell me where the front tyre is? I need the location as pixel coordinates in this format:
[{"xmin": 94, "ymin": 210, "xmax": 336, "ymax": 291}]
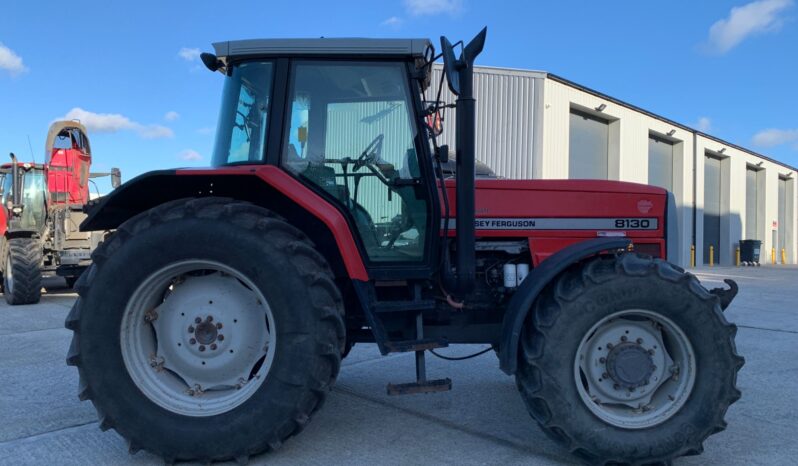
[
  {"xmin": 3, "ymin": 237, "xmax": 42, "ymax": 305},
  {"xmin": 516, "ymin": 254, "xmax": 744, "ymax": 465},
  {"xmin": 65, "ymin": 198, "xmax": 345, "ymax": 463}
]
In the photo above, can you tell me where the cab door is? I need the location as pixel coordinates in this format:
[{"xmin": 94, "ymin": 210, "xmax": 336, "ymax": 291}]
[{"xmin": 279, "ymin": 60, "xmax": 437, "ymax": 278}]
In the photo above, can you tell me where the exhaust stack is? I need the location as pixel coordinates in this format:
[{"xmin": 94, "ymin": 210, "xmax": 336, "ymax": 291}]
[{"xmin": 440, "ymin": 27, "xmax": 487, "ymax": 295}]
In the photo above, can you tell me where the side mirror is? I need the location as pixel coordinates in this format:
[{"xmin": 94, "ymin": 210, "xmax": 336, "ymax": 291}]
[
  {"xmin": 440, "ymin": 37, "xmax": 461, "ymax": 96},
  {"xmin": 426, "ymin": 110, "xmax": 444, "ymax": 137},
  {"xmin": 111, "ymin": 168, "xmax": 122, "ymax": 189},
  {"xmin": 436, "ymin": 144, "xmax": 449, "ymax": 163}
]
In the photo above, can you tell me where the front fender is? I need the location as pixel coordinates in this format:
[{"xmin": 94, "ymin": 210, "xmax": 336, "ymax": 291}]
[{"xmin": 498, "ymin": 237, "xmax": 631, "ymax": 375}]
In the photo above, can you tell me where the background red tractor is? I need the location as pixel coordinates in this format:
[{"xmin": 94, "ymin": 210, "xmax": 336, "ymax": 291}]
[
  {"xmin": 0, "ymin": 121, "xmax": 119, "ymax": 304},
  {"xmin": 66, "ymin": 29, "xmax": 742, "ymax": 465}
]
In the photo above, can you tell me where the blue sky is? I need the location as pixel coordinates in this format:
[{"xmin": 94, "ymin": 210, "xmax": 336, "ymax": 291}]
[{"xmin": 1, "ymin": 0, "xmax": 796, "ymax": 192}]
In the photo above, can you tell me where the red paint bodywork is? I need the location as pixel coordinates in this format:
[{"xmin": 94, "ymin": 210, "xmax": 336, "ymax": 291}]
[
  {"xmin": 445, "ymin": 179, "xmax": 667, "ymax": 266},
  {"xmin": 175, "ymin": 166, "xmax": 667, "ymax": 278},
  {"xmin": 48, "ymin": 147, "xmax": 91, "ymax": 205}
]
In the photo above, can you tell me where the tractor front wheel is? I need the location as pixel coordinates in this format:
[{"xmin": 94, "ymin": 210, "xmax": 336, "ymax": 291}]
[
  {"xmin": 3, "ymin": 237, "xmax": 43, "ymax": 305},
  {"xmin": 516, "ymin": 253, "xmax": 744, "ymax": 465},
  {"xmin": 65, "ymin": 198, "xmax": 345, "ymax": 463}
]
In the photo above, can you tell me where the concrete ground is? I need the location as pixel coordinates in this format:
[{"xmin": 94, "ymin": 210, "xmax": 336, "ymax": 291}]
[{"xmin": 1, "ymin": 267, "xmax": 796, "ymax": 466}]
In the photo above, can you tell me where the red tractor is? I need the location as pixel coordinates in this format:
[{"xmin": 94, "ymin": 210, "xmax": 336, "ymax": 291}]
[
  {"xmin": 66, "ymin": 30, "xmax": 743, "ymax": 465},
  {"xmin": 0, "ymin": 121, "xmax": 119, "ymax": 304}
]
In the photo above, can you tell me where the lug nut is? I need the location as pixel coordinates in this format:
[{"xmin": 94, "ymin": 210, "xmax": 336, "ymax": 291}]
[
  {"xmin": 207, "ymin": 315, "xmax": 214, "ymax": 322},
  {"xmin": 602, "ymin": 372, "xmax": 609, "ymax": 379},
  {"xmin": 194, "ymin": 317, "xmax": 202, "ymax": 324},
  {"xmin": 620, "ymin": 335, "xmax": 628, "ymax": 342},
  {"xmin": 199, "ymin": 345, "xmax": 206, "ymax": 352},
  {"xmin": 599, "ymin": 357, "xmax": 606, "ymax": 363},
  {"xmin": 189, "ymin": 338, "xmax": 197, "ymax": 345},
  {"xmin": 636, "ymin": 338, "xmax": 643, "ymax": 344},
  {"xmin": 648, "ymin": 349, "xmax": 655, "ymax": 355},
  {"xmin": 188, "ymin": 326, "xmax": 195, "ymax": 333},
  {"xmin": 210, "ymin": 344, "xmax": 217, "ymax": 350},
  {"xmin": 607, "ymin": 343, "xmax": 614, "ymax": 349},
  {"xmin": 216, "ymin": 322, "xmax": 223, "ymax": 329},
  {"xmin": 613, "ymin": 384, "xmax": 620, "ymax": 390},
  {"xmin": 218, "ymin": 334, "xmax": 225, "ymax": 341}
]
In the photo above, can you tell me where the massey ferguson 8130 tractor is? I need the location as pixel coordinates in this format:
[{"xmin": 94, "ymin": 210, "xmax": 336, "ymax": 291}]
[
  {"xmin": 66, "ymin": 29, "xmax": 743, "ymax": 465},
  {"xmin": 0, "ymin": 121, "xmax": 119, "ymax": 304}
]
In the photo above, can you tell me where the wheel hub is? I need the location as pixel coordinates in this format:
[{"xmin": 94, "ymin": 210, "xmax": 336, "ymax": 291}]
[
  {"xmin": 606, "ymin": 342, "xmax": 655, "ymax": 389},
  {"xmin": 194, "ymin": 318, "xmax": 219, "ymax": 345}
]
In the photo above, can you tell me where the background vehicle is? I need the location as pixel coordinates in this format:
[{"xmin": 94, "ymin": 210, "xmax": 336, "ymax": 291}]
[
  {"xmin": 66, "ymin": 30, "xmax": 743, "ymax": 465},
  {"xmin": 0, "ymin": 121, "xmax": 120, "ymax": 304}
]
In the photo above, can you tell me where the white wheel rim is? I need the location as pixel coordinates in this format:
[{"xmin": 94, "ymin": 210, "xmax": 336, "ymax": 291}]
[
  {"xmin": 574, "ymin": 309, "xmax": 696, "ymax": 429},
  {"xmin": 120, "ymin": 260, "xmax": 275, "ymax": 417}
]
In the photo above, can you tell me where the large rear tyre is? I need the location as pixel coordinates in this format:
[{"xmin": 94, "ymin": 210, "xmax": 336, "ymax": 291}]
[
  {"xmin": 516, "ymin": 253, "xmax": 744, "ymax": 465},
  {"xmin": 65, "ymin": 198, "xmax": 345, "ymax": 463},
  {"xmin": 3, "ymin": 237, "xmax": 42, "ymax": 305}
]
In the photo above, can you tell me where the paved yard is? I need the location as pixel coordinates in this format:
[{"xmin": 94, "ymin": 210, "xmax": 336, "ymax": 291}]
[{"xmin": 1, "ymin": 267, "xmax": 797, "ymax": 465}]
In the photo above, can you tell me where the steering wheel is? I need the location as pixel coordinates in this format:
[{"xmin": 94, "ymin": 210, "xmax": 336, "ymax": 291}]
[{"xmin": 353, "ymin": 134, "xmax": 384, "ymax": 171}]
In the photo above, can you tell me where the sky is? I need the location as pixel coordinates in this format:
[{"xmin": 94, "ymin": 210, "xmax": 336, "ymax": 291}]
[{"xmin": 1, "ymin": 0, "xmax": 796, "ymax": 192}]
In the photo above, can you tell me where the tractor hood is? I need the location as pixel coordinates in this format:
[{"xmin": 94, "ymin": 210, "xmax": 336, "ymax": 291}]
[{"xmin": 442, "ymin": 179, "xmax": 669, "ymax": 263}]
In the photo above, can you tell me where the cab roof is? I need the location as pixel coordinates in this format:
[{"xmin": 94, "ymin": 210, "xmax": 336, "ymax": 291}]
[{"xmin": 212, "ymin": 38, "xmax": 432, "ymax": 61}]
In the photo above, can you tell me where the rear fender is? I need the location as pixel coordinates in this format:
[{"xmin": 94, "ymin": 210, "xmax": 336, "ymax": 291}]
[
  {"xmin": 81, "ymin": 167, "xmax": 368, "ymax": 281},
  {"xmin": 498, "ymin": 237, "xmax": 631, "ymax": 375}
]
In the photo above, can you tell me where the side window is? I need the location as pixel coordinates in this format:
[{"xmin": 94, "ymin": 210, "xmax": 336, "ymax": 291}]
[
  {"xmin": 212, "ymin": 62, "xmax": 274, "ymax": 165},
  {"xmin": 281, "ymin": 62, "xmax": 428, "ymax": 263}
]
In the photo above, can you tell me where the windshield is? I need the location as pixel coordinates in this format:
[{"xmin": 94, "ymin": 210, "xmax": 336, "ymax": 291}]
[
  {"xmin": 20, "ymin": 170, "xmax": 47, "ymax": 231},
  {"xmin": 211, "ymin": 61, "xmax": 274, "ymax": 166}
]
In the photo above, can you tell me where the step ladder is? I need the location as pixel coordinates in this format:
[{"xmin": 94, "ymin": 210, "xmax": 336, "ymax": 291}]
[{"xmin": 386, "ymin": 313, "xmax": 452, "ymax": 395}]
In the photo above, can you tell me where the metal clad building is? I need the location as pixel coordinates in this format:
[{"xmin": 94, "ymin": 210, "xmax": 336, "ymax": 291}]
[{"xmin": 429, "ymin": 64, "xmax": 797, "ymax": 267}]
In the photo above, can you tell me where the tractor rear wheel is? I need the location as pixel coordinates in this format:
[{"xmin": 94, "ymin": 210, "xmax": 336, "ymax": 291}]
[
  {"xmin": 3, "ymin": 237, "xmax": 43, "ymax": 305},
  {"xmin": 516, "ymin": 253, "xmax": 743, "ymax": 465},
  {"xmin": 65, "ymin": 198, "xmax": 345, "ymax": 463}
]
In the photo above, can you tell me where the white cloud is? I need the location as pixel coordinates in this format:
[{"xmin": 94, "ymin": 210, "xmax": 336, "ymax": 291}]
[
  {"xmin": 196, "ymin": 127, "xmax": 215, "ymax": 135},
  {"xmin": 706, "ymin": 0, "xmax": 794, "ymax": 53},
  {"xmin": 381, "ymin": 16, "xmax": 403, "ymax": 27},
  {"xmin": 58, "ymin": 107, "xmax": 174, "ymax": 139},
  {"xmin": 0, "ymin": 43, "xmax": 27, "ymax": 76},
  {"xmin": 404, "ymin": 0, "xmax": 462, "ymax": 16},
  {"xmin": 178, "ymin": 47, "xmax": 201, "ymax": 62},
  {"xmin": 164, "ymin": 111, "xmax": 180, "ymax": 121},
  {"xmin": 696, "ymin": 117, "xmax": 712, "ymax": 132},
  {"xmin": 752, "ymin": 128, "xmax": 798, "ymax": 147},
  {"xmin": 179, "ymin": 149, "xmax": 203, "ymax": 161}
]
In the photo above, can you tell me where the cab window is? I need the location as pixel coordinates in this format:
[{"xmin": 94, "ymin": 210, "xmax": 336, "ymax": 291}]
[
  {"xmin": 212, "ymin": 62, "xmax": 274, "ymax": 165},
  {"xmin": 281, "ymin": 61, "xmax": 428, "ymax": 263}
]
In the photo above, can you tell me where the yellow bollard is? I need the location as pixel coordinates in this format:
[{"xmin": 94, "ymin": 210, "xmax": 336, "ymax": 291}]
[
  {"xmin": 736, "ymin": 247, "xmax": 741, "ymax": 267},
  {"xmin": 772, "ymin": 247, "xmax": 776, "ymax": 264},
  {"xmin": 782, "ymin": 248, "xmax": 787, "ymax": 265},
  {"xmin": 690, "ymin": 245, "xmax": 696, "ymax": 268},
  {"xmin": 709, "ymin": 245, "xmax": 714, "ymax": 267}
]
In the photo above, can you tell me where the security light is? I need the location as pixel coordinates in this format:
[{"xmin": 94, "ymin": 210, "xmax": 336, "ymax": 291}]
[
  {"xmin": 595, "ymin": 104, "xmax": 607, "ymax": 112},
  {"xmin": 718, "ymin": 148, "xmax": 726, "ymax": 154},
  {"xmin": 667, "ymin": 129, "xmax": 676, "ymax": 136},
  {"xmin": 756, "ymin": 161, "xmax": 764, "ymax": 167}
]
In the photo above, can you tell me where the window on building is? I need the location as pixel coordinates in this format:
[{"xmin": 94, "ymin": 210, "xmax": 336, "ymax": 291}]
[
  {"xmin": 569, "ymin": 109, "xmax": 608, "ymax": 179},
  {"xmin": 745, "ymin": 167, "xmax": 760, "ymax": 240},
  {"xmin": 648, "ymin": 134, "xmax": 674, "ymax": 190}
]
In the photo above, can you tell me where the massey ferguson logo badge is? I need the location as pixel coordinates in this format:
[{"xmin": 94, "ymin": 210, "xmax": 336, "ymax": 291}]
[{"xmin": 637, "ymin": 200, "xmax": 654, "ymax": 214}]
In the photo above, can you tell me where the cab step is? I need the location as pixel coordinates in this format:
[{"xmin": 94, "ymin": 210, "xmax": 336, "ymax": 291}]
[{"xmin": 386, "ymin": 313, "xmax": 452, "ymax": 396}]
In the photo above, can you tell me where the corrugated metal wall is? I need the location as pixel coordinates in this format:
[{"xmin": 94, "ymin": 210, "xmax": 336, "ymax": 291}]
[{"xmin": 428, "ymin": 65, "xmax": 543, "ymax": 179}]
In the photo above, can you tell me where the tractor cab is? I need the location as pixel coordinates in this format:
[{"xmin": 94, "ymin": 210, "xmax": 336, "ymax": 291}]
[{"xmin": 0, "ymin": 160, "xmax": 47, "ymax": 235}]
